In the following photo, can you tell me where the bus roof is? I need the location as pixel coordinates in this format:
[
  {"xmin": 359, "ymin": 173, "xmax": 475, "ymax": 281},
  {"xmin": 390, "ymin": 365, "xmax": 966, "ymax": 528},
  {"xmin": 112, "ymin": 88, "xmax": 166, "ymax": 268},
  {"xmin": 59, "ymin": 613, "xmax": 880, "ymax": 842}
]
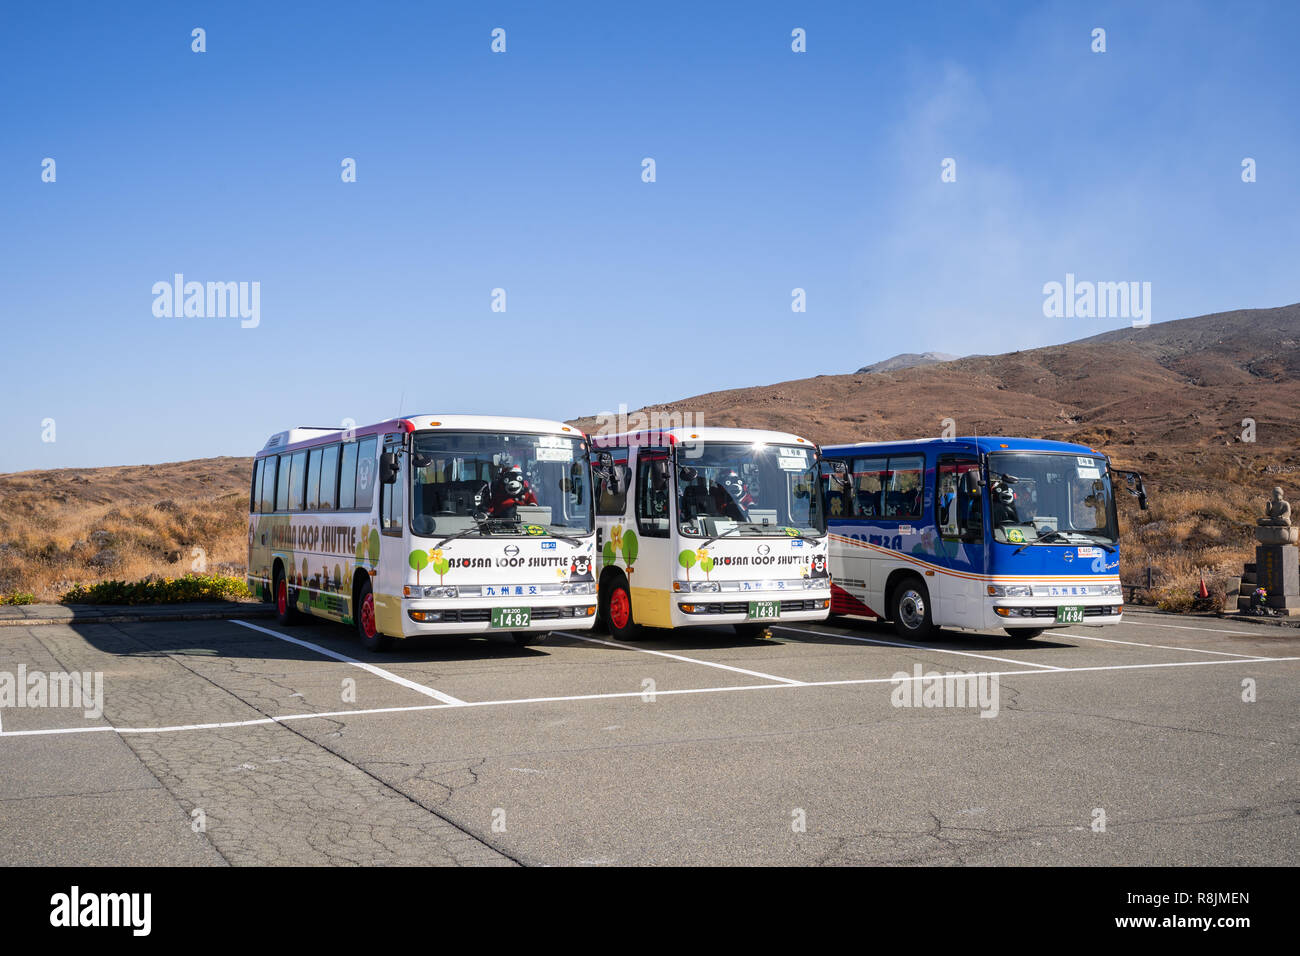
[
  {"xmin": 593, "ymin": 425, "xmax": 816, "ymax": 449},
  {"xmin": 258, "ymin": 414, "xmax": 583, "ymax": 457},
  {"xmin": 820, "ymin": 436, "xmax": 1105, "ymax": 457}
]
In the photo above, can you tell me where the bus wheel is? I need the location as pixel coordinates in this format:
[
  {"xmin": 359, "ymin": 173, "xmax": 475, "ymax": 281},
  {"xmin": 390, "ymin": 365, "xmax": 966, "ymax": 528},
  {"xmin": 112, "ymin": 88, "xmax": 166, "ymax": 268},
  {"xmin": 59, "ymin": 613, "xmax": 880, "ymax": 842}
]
[
  {"xmin": 512, "ymin": 631, "xmax": 548, "ymax": 647},
  {"xmin": 891, "ymin": 577, "xmax": 936, "ymax": 639},
  {"xmin": 274, "ymin": 568, "xmax": 299, "ymax": 625},
  {"xmin": 1004, "ymin": 628, "xmax": 1045, "ymax": 640},
  {"xmin": 602, "ymin": 580, "xmax": 638, "ymax": 640},
  {"xmin": 733, "ymin": 623, "xmax": 771, "ymax": 640},
  {"xmin": 355, "ymin": 578, "xmax": 392, "ymax": 651}
]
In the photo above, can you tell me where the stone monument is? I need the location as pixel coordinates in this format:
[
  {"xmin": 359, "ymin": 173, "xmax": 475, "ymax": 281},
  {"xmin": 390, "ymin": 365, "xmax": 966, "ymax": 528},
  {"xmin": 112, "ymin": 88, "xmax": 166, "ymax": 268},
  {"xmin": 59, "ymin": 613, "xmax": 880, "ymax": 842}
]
[{"xmin": 1243, "ymin": 486, "xmax": 1299, "ymax": 615}]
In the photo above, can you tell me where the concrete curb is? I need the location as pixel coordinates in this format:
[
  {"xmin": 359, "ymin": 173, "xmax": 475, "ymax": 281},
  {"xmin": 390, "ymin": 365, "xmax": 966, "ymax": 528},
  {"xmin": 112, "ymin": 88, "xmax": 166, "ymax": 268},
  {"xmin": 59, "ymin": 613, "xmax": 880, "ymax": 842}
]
[{"xmin": 0, "ymin": 602, "xmax": 275, "ymax": 628}]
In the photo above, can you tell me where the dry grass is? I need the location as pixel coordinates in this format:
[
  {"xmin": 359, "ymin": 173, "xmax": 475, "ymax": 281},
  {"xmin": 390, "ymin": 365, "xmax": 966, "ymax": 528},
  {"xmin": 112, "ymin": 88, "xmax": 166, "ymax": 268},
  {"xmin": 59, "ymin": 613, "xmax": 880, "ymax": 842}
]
[
  {"xmin": 1120, "ymin": 478, "xmax": 1262, "ymax": 612},
  {"xmin": 0, "ymin": 458, "xmax": 252, "ymax": 602}
]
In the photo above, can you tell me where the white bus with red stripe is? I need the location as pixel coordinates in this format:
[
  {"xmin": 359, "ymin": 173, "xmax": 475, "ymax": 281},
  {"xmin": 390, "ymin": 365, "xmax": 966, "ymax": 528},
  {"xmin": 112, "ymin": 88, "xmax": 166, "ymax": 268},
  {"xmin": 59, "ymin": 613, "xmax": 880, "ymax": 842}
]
[{"xmin": 820, "ymin": 436, "xmax": 1147, "ymax": 640}]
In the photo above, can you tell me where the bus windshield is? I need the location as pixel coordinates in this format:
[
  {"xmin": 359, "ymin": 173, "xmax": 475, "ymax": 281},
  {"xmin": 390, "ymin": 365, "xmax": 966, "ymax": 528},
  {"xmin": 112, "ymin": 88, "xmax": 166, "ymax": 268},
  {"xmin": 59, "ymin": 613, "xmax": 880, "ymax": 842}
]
[
  {"xmin": 986, "ymin": 452, "xmax": 1118, "ymax": 547},
  {"xmin": 409, "ymin": 431, "xmax": 592, "ymax": 537},
  {"xmin": 676, "ymin": 442, "xmax": 823, "ymax": 537}
]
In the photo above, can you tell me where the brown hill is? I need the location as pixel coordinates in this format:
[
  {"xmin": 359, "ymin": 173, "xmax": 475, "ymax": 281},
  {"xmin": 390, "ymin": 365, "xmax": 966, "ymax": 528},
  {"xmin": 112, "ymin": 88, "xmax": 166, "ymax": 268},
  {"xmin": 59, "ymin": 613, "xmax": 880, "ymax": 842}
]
[{"xmin": 577, "ymin": 304, "xmax": 1300, "ymax": 454}]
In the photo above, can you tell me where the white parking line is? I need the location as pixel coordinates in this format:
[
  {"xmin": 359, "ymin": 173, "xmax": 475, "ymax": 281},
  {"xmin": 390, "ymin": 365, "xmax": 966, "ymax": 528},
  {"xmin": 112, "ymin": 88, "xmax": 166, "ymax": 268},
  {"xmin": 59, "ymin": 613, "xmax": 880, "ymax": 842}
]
[
  {"xmin": 3, "ymin": 654, "xmax": 1295, "ymax": 739},
  {"xmin": 1059, "ymin": 630, "xmax": 1274, "ymax": 660},
  {"xmin": 553, "ymin": 631, "xmax": 806, "ymax": 685},
  {"xmin": 772, "ymin": 624, "xmax": 1067, "ymax": 671},
  {"xmin": 232, "ymin": 620, "xmax": 466, "ymax": 705}
]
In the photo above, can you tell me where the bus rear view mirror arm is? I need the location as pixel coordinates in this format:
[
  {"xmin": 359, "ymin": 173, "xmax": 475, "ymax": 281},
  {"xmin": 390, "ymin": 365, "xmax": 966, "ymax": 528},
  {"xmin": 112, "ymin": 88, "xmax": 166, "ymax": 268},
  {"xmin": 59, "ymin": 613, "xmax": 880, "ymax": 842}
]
[{"xmin": 1114, "ymin": 469, "xmax": 1149, "ymax": 511}]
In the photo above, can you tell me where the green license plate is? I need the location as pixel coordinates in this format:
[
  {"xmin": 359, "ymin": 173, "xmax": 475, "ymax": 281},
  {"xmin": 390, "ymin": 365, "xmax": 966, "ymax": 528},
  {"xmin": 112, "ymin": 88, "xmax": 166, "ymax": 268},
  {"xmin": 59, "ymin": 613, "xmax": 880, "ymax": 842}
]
[
  {"xmin": 1056, "ymin": 605, "xmax": 1084, "ymax": 624},
  {"xmin": 748, "ymin": 601, "xmax": 780, "ymax": 620},
  {"xmin": 491, "ymin": 606, "xmax": 530, "ymax": 629}
]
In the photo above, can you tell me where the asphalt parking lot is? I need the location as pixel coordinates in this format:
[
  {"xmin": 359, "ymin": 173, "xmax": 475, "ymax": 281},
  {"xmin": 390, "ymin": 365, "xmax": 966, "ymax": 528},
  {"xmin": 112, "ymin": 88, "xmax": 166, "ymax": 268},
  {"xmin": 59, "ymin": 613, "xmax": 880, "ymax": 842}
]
[{"xmin": 2, "ymin": 611, "xmax": 1297, "ymax": 866}]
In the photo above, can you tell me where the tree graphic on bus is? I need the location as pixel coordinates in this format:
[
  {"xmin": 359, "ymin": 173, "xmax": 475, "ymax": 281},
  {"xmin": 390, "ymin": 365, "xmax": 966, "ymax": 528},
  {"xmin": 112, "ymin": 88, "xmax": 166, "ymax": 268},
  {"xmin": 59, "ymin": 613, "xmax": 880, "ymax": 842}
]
[
  {"xmin": 603, "ymin": 525, "xmax": 638, "ymax": 575},
  {"xmin": 356, "ymin": 524, "xmax": 380, "ymax": 571},
  {"xmin": 678, "ymin": 549, "xmax": 697, "ymax": 580},
  {"xmin": 409, "ymin": 549, "xmax": 429, "ymax": 583}
]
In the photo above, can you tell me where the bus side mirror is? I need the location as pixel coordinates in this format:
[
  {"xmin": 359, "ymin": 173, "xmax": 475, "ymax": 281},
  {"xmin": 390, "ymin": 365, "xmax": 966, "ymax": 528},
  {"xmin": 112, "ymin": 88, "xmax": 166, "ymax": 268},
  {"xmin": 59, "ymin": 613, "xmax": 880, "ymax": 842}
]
[
  {"xmin": 962, "ymin": 470, "xmax": 982, "ymax": 494},
  {"xmin": 594, "ymin": 452, "xmax": 620, "ymax": 492},
  {"xmin": 1116, "ymin": 470, "xmax": 1148, "ymax": 511},
  {"xmin": 379, "ymin": 452, "xmax": 400, "ymax": 484},
  {"xmin": 678, "ymin": 465, "xmax": 698, "ymax": 484}
]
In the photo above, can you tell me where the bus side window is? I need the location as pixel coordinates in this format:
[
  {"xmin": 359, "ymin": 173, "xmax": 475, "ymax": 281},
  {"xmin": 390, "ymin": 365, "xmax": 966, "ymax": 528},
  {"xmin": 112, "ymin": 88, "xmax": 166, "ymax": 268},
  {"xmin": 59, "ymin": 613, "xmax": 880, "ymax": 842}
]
[
  {"xmin": 260, "ymin": 456, "xmax": 278, "ymax": 513},
  {"xmin": 635, "ymin": 451, "xmax": 670, "ymax": 538},
  {"xmin": 319, "ymin": 444, "xmax": 340, "ymax": 511},
  {"xmin": 380, "ymin": 435, "xmax": 404, "ymax": 534},
  {"xmin": 275, "ymin": 454, "xmax": 291, "ymax": 511},
  {"xmin": 355, "ymin": 436, "xmax": 378, "ymax": 512},
  {"xmin": 251, "ymin": 459, "xmax": 264, "ymax": 513},
  {"xmin": 937, "ymin": 459, "xmax": 980, "ymax": 539},
  {"xmin": 822, "ymin": 458, "xmax": 852, "ymax": 519},
  {"xmin": 338, "ymin": 442, "xmax": 358, "ymax": 510},
  {"xmin": 287, "ymin": 451, "xmax": 308, "ymax": 512},
  {"xmin": 305, "ymin": 448, "xmax": 323, "ymax": 511},
  {"xmin": 852, "ymin": 457, "xmax": 887, "ymax": 518},
  {"xmin": 884, "ymin": 455, "xmax": 924, "ymax": 520},
  {"xmin": 597, "ymin": 452, "xmax": 629, "ymax": 515}
]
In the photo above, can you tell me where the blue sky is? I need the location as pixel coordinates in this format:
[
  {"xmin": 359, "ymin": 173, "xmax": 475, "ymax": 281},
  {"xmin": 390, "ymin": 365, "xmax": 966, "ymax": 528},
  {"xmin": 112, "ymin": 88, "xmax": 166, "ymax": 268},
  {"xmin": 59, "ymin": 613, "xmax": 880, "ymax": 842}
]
[{"xmin": 2, "ymin": 1, "xmax": 1297, "ymax": 472}]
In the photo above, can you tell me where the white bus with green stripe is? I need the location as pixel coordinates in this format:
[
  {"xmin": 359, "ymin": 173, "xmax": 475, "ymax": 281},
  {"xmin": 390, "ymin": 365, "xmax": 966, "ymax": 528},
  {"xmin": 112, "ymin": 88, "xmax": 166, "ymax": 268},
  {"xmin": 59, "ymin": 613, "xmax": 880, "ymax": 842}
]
[{"xmin": 247, "ymin": 415, "xmax": 599, "ymax": 650}]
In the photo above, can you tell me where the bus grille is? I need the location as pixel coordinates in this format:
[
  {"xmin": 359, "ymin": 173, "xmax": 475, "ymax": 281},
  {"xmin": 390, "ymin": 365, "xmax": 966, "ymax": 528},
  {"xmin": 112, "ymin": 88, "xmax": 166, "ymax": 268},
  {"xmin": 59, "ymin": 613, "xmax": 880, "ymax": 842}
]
[{"xmin": 690, "ymin": 600, "xmax": 826, "ymax": 614}]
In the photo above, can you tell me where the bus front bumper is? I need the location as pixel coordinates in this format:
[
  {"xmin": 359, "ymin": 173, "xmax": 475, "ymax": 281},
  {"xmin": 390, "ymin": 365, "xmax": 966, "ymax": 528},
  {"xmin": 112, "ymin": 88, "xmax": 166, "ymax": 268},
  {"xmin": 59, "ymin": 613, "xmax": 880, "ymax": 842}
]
[
  {"xmin": 401, "ymin": 599, "xmax": 598, "ymax": 636},
  {"xmin": 990, "ymin": 602, "xmax": 1124, "ymax": 628},
  {"xmin": 672, "ymin": 593, "xmax": 831, "ymax": 627}
]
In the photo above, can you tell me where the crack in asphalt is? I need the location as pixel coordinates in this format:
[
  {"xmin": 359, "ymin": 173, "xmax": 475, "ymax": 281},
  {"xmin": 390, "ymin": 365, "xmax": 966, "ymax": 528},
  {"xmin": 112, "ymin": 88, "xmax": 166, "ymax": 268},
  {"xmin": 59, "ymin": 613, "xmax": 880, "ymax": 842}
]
[
  {"xmin": 35, "ymin": 621, "xmax": 519, "ymax": 867},
  {"xmin": 816, "ymin": 798, "xmax": 1300, "ymax": 865}
]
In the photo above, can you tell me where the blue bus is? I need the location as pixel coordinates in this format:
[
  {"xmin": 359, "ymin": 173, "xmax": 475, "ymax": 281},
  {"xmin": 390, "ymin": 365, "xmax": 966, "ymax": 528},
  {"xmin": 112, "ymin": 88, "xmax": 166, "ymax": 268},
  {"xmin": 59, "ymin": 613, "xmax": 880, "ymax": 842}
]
[{"xmin": 820, "ymin": 437, "xmax": 1147, "ymax": 640}]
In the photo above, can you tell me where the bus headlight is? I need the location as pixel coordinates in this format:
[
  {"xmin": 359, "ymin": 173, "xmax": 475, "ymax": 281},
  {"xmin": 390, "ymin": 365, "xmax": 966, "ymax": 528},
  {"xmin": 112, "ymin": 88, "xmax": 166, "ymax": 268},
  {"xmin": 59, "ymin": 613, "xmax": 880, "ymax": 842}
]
[
  {"xmin": 562, "ymin": 582, "xmax": 596, "ymax": 595},
  {"xmin": 691, "ymin": 581, "xmax": 721, "ymax": 592},
  {"xmin": 409, "ymin": 585, "xmax": 458, "ymax": 599},
  {"xmin": 987, "ymin": 584, "xmax": 1034, "ymax": 597},
  {"xmin": 1100, "ymin": 584, "xmax": 1122, "ymax": 596}
]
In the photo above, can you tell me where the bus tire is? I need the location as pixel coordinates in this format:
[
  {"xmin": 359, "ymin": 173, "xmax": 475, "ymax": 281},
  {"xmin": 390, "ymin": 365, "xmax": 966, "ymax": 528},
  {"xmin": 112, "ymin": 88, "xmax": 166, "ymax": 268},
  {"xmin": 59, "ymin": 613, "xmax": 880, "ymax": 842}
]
[
  {"xmin": 274, "ymin": 566, "xmax": 300, "ymax": 626},
  {"xmin": 891, "ymin": 576, "xmax": 936, "ymax": 639},
  {"xmin": 355, "ymin": 577, "xmax": 392, "ymax": 651},
  {"xmin": 512, "ymin": 631, "xmax": 548, "ymax": 647},
  {"xmin": 1004, "ymin": 628, "xmax": 1045, "ymax": 640},
  {"xmin": 601, "ymin": 578, "xmax": 638, "ymax": 641}
]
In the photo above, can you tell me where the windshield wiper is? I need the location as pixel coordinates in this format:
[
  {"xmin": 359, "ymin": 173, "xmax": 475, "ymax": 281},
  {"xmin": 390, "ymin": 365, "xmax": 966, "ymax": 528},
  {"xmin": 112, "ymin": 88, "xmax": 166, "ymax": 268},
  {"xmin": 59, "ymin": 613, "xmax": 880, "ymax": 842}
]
[
  {"xmin": 544, "ymin": 525, "xmax": 586, "ymax": 547},
  {"xmin": 698, "ymin": 524, "xmax": 749, "ymax": 548},
  {"xmin": 1013, "ymin": 529, "xmax": 1115, "ymax": 555},
  {"xmin": 433, "ymin": 517, "xmax": 490, "ymax": 549}
]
